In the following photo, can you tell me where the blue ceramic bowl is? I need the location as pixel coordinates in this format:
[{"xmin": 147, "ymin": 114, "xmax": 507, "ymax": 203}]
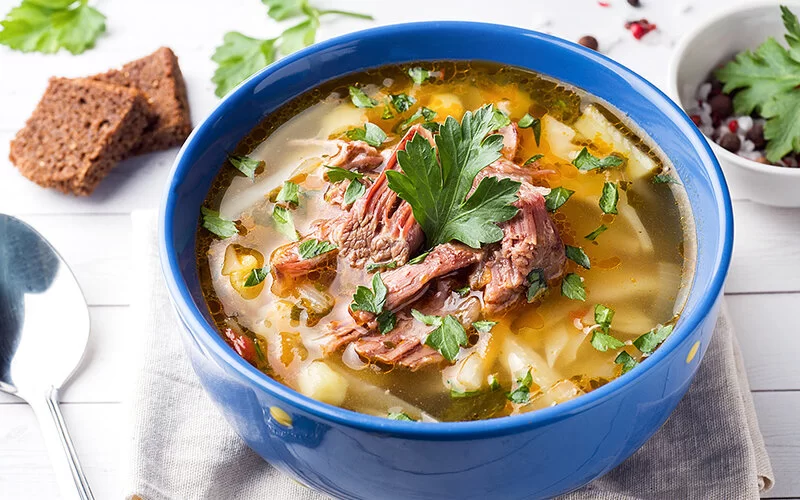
[{"xmin": 160, "ymin": 22, "xmax": 732, "ymax": 500}]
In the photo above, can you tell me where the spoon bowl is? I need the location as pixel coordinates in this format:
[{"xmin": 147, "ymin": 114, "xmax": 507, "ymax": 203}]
[{"xmin": 0, "ymin": 213, "xmax": 94, "ymax": 500}]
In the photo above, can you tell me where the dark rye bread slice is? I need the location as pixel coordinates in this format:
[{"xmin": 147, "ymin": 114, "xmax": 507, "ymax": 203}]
[
  {"xmin": 91, "ymin": 47, "xmax": 192, "ymax": 154},
  {"xmin": 9, "ymin": 77, "xmax": 150, "ymax": 196}
]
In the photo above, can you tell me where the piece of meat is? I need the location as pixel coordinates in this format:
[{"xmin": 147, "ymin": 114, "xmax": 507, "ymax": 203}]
[
  {"xmin": 327, "ymin": 140, "xmax": 384, "ymax": 171},
  {"xmin": 270, "ymin": 238, "xmax": 338, "ymax": 296},
  {"xmin": 319, "ymin": 321, "xmax": 371, "ymax": 355},
  {"xmin": 324, "ymin": 175, "xmax": 376, "ymax": 209},
  {"xmin": 498, "ymin": 123, "xmax": 519, "ymax": 161},
  {"xmin": 353, "ymin": 315, "xmax": 444, "ymax": 371},
  {"xmin": 350, "ymin": 242, "xmax": 483, "ymax": 325},
  {"xmin": 333, "ymin": 125, "xmax": 432, "ymax": 268},
  {"xmin": 476, "ymin": 157, "xmax": 553, "ymax": 186},
  {"xmin": 479, "ymin": 182, "xmax": 566, "ymax": 314}
]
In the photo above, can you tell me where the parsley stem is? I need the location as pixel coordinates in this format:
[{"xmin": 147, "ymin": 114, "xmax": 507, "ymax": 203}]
[{"xmin": 318, "ymin": 9, "xmax": 374, "ymax": 20}]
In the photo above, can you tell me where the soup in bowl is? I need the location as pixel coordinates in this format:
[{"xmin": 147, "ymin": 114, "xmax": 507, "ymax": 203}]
[{"xmin": 161, "ymin": 23, "xmax": 731, "ymax": 499}]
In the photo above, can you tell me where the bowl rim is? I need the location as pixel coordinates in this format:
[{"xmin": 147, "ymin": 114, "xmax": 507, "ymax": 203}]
[
  {"xmin": 160, "ymin": 21, "xmax": 733, "ymax": 438},
  {"xmin": 667, "ymin": 0, "xmax": 800, "ymax": 178}
]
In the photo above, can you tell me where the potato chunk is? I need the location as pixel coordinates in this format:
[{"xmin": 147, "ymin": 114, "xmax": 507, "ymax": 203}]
[{"xmin": 297, "ymin": 361, "xmax": 348, "ymax": 406}]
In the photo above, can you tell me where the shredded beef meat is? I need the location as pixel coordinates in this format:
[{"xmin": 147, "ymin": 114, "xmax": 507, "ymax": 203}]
[
  {"xmin": 269, "ymin": 238, "xmax": 338, "ymax": 296},
  {"xmin": 324, "ymin": 175, "xmax": 375, "ymax": 209},
  {"xmin": 327, "ymin": 139, "xmax": 384, "ymax": 171},
  {"xmin": 498, "ymin": 123, "xmax": 519, "ymax": 160},
  {"xmin": 332, "ymin": 125, "xmax": 432, "ymax": 268}
]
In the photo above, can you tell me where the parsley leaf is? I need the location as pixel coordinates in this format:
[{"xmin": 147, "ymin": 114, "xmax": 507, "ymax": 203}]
[
  {"xmin": 244, "ymin": 267, "xmax": 269, "ymax": 287},
  {"xmin": 408, "ymin": 67, "xmax": 434, "ymax": 84},
  {"xmin": 276, "ymin": 181, "xmax": 300, "ymax": 206},
  {"xmin": 633, "ymin": 324, "xmax": 674, "ymax": 354},
  {"xmin": 351, "ymin": 273, "xmax": 388, "ymax": 315},
  {"xmin": 594, "ymin": 304, "xmax": 615, "ymax": 330},
  {"xmin": 201, "ymin": 207, "xmax": 238, "ymax": 239},
  {"xmin": 390, "ymin": 93, "xmax": 416, "ymax": 113},
  {"xmin": 450, "ymin": 389, "xmax": 481, "ymax": 398},
  {"xmin": 565, "ymin": 245, "xmax": 591, "ymax": 269},
  {"xmin": 590, "ymin": 331, "xmax": 625, "ymax": 352},
  {"xmin": 518, "ymin": 114, "xmax": 541, "ymax": 145},
  {"xmin": 489, "ymin": 107, "xmax": 511, "ymax": 130},
  {"xmin": 425, "ymin": 315, "xmax": 468, "ymax": 362},
  {"xmin": 325, "ymin": 166, "xmax": 363, "ymax": 183},
  {"xmin": 572, "ymin": 147, "xmax": 624, "ymax": 171},
  {"xmin": 212, "ymin": 32, "xmax": 277, "ymax": 98},
  {"xmin": 386, "ymin": 105, "xmax": 521, "ymax": 248},
  {"xmin": 561, "ymin": 273, "xmax": 586, "ymax": 301},
  {"xmin": 346, "ymin": 122, "xmax": 387, "ymax": 147},
  {"xmin": 472, "ymin": 320, "xmax": 497, "ymax": 334},
  {"xmin": 455, "ymin": 285, "xmax": 471, "ymax": 297},
  {"xmin": 411, "ymin": 309, "xmax": 442, "ymax": 327},
  {"xmin": 376, "ymin": 310, "xmax": 396, "ymax": 334},
  {"xmin": 615, "ymin": 351, "xmax": 639, "ymax": 374},
  {"xmin": 544, "ymin": 186, "xmax": 574, "ymax": 212},
  {"xmin": 279, "ymin": 15, "xmax": 318, "ymax": 55},
  {"xmin": 382, "ymin": 104, "xmax": 394, "ymax": 120},
  {"xmin": 297, "ymin": 239, "xmax": 336, "ymax": 259},
  {"xmin": 599, "ymin": 182, "xmax": 619, "ymax": 214},
  {"xmin": 488, "ymin": 374, "xmax": 501, "ymax": 391},
  {"xmin": 272, "ymin": 205, "xmax": 298, "ymax": 241},
  {"xmin": 343, "ymin": 180, "xmax": 366, "ymax": 205},
  {"xmin": 261, "ymin": 0, "xmax": 305, "ymax": 20},
  {"xmin": 365, "ymin": 260, "xmax": 397, "ymax": 273},
  {"xmin": 396, "ymin": 106, "xmax": 437, "ymax": 133},
  {"xmin": 387, "ymin": 411, "xmax": 415, "ymax": 421},
  {"xmin": 0, "ymin": 0, "xmax": 106, "ymax": 55},
  {"xmin": 506, "ymin": 369, "xmax": 533, "ymax": 404},
  {"xmin": 653, "ymin": 173, "xmax": 681, "ymax": 185},
  {"xmin": 349, "ymin": 86, "xmax": 377, "ymax": 108},
  {"xmin": 585, "ymin": 224, "xmax": 608, "ymax": 241},
  {"xmin": 524, "ymin": 154, "xmax": 544, "ymax": 166},
  {"xmin": 228, "ymin": 154, "xmax": 263, "ymax": 179},
  {"xmin": 526, "ymin": 268, "xmax": 546, "ymax": 303},
  {"xmin": 407, "ymin": 251, "xmax": 429, "ymax": 265}
]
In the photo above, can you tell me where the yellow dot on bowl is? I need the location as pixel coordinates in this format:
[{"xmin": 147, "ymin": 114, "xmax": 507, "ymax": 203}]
[
  {"xmin": 686, "ymin": 341, "xmax": 701, "ymax": 364},
  {"xmin": 270, "ymin": 406, "xmax": 293, "ymax": 427}
]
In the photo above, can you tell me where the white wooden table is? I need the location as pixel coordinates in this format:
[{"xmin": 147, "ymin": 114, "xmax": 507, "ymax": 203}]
[{"xmin": 0, "ymin": 0, "xmax": 798, "ymax": 498}]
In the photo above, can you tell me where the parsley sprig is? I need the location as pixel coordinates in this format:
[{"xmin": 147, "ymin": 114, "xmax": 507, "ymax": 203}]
[
  {"xmin": 0, "ymin": 0, "xmax": 106, "ymax": 55},
  {"xmin": 350, "ymin": 273, "xmax": 395, "ymax": 334},
  {"xmin": 212, "ymin": 0, "xmax": 372, "ymax": 97},
  {"xmin": 386, "ymin": 105, "xmax": 522, "ymax": 249}
]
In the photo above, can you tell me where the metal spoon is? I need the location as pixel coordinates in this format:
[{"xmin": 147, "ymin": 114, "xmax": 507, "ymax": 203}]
[{"xmin": 0, "ymin": 214, "xmax": 94, "ymax": 500}]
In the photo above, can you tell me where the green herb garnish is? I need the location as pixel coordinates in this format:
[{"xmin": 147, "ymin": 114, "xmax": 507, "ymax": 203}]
[
  {"xmin": 201, "ymin": 207, "xmax": 238, "ymax": 239},
  {"xmin": 561, "ymin": 273, "xmax": 586, "ymax": 301},
  {"xmin": 572, "ymin": 147, "xmax": 624, "ymax": 171},
  {"xmin": 387, "ymin": 411, "xmax": 415, "ymax": 421},
  {"xmin": 346, "ymin": 122, "xmax": 387, "ymax": 147},
  {"xmin": 526, "ymin": 268, "xmax": 546, "ymax": 303},
  {"xmin": 506, "ymin": 369, "xmax": 533, "ymax": 404},
  {"xmin": 594, "ymin": 304, "xmax": 615, "ymax": 330},
  {"xmin": 450, "ymin": 389, "xmax": 481, "ymax": 398},
  {"xmin": 490, "ymin": 107, "xmax": 512, "ymax": 130},
  {"xmin": 365, "ymin": 260, "xmax": 397, "ymax": 273},
  {"xmin": 351, "ymin": 273, "xmax": 395, "ymax": 334},
  {"xmin": 518, "ymin": 113, "xmax": 541, "ymax": 145},
  {"xmin": 652, "ymin": 173, "xmax": 681, "ymax": 185},
  {"xmin": 715, "ymin": 6, "xmax": 800, "ymax": 161},
  {"xmin": 325, "ymin": 166, "xmax": 364, "ymax": 183},
  {"xmin": 408, "ymin": 66, "xmax": 433, "ymax": 84},
  {"xmin": 0, "ymin": 0, "xmax": 106, "ymax": 55},
  {"xmin": 599, "ymin": 182, "xmax": 619, "ymax": 214},
  {"xmin": 585, "ymin": 224, "xmax": 608, "ymax": 241},
  {"xmin": 390, "ymin": 93, "xmax": 416, "ymax": 113},
  {"xmin": 212, "ymin": 2, "xmax": 372, "ymax": 97},
  {"xmin": 590, "ymin": 331, "xmax": 625, "ymax": 352},
  {"xmin": 244, "ymin": 267, "xmax": 269, "ymax": 287},
  {"xmin": 472, "ymin": 320, "xmax": 497, "ymax": 334},
  {"xmin": 565, "ymin": 245, "xmax": 591, "ymax": 269},
  {"xmin": 411, "ymin": 309, "xmax": 441, "ymax": 326},
  {"xmin": 424, "ymin": 315, "xmax": 468, "ymax": 362},
  {"xmin": 349, "ymin": 86, "xmax": 377, "ymax": 108},
  {"xmin": 488, "ymin": 374, "xmax": 501, "ymax": 391},
  {"xmin": 633, "ymin": 324, "xmax": 674, "ymax": 354},
  {"xmin": 407, "ymin": 251, "xmax": 429, "ymax": 265},
  {"xmin": 276, "ymin": 181, "xmax": 300, "ymax": 206},
  {"xmin": 615, "ymin": 351, "xmax": 639, "ymax": 374},
  {"xmin": 376, "ymin": 310, "xmax": 396, "ymax": 334},
  {"xmin": 387, "ymin": 105, "xmax": 521, "ymax": 249},
  {"xmin": 228, "ymin": 154, "xmax": 263, "ymax": 179},
  {"xmin": 396, "ymin": 106, "xmax": 437, "ymax": 133},
  {"xmin": 524, "ymin": 154, "xmax": 544, "ymax": 166},
  {"xmin": 544, "ymin": 186, "xmax": 574, "ymax": 212},
  {"xmin": 272, "ymin": 205, "xmax": 298, "ymax": 241},
  {"xmin": 455, "ymin": 285, "xmax": 471, "ymax": 297},
  {"xmin": 343, "ymin": 180, "xmax": 366, "ymax": 205},
  {"xmin": 297, "ymin": 239, "xmax": 337, "ymax": 259}
]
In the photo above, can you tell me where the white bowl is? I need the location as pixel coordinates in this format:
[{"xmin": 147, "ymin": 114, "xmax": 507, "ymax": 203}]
[{"xmin": 669, "ymin": 1, "xmax": 800, "ymax": 207}]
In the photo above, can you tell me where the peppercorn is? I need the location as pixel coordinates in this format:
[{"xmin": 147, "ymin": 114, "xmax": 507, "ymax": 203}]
[
  {"xmin": 718, "ymin": 133, "xmax": 741, "ymax": 152},
  {"xmin": 709, "ymin": 94, "xmax": 733, "ymax": 120},
  {"xmin": 627, "ymin": 0, "xmax": 641, "ymax": 6},
  {"xmin": 578, "ymin": 36, "xmax": 599, "ymax": 51},
  {"xmin": 745, "ymin": 123, "xmax": 766, "ymax": 149}
]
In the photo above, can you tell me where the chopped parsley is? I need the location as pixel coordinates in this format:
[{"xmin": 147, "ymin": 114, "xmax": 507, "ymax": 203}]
[
  {"xmin": 524, "ymin": 154, "xmax": 544, "ymax": 166},
  {"xmin": 489, "ymin": 107, "xmax": 512, "ymax": 130},
  {"xmin": 572, "ymin": 147, "xmax": 624, "ymax": 171},
  {"xmin": 325, "ymin": 166, "xmax": 364, "ymax": 183},
  {"xmin": 349, "ymin": 86, "xmax": 377, "ymax": 108},
  {"xmin": 376, "ymin": 310, "xmax": 396, "ymax": 334},
  {"xmin": 201, "ymin": 207, "xmax": 238, "ymax": 239},
  {"xmin": 594, "ymin": 304, "xmax": 615, "ymax": 331},
  {"xmin": 472, "ymin": 320, "xmax": 497, "ymax": 334},
  {"xmin": 343, "ymin": 180, "xmax": 366, "ymax": 205},
  {"xmin": 351, "ymin": 273, "xmax": 395, "ymax": 334},
  {"xmin": 276, "ymin": 181, "xmax": 300, "ymax": 206},
  {"xmin": 243, "ymin": 267, "xmax": 269, "ymax": 287},
  {"xmin": 396, "ymin": 106, "xmax": 437, "ymax": 133},
  {"xmin": 455, "ymin": 285, "xmax": 471, "ymax": 297},
  {"xmin": 526, "ymin": 268, "xmax": 547, "ymax": 303},
  {"xmin": 228, "ymin": 154, "xmax": 263, "ymax": 179},
  {"xmin": 297, "ymin": 239, "xmax": 337, "ymax": 259},
  {"xmin": 411, "ymin": 309, "xmax": 441, "ymax": 327},
  {"xmin": 272, "ymin": 205, "xmax": 298, "ymax": 241},
  {"xmin": 585, "ymin": 224, "xmax": 608, "ymax": 241},
  {"xmin": 590, "ymin": 331, "xmax": 625, "ymax": 352},
  {"xmin": 346, "ymin": 122, "xmax": 387, "ymax": 147},
  {"xmin": 599, "ymin": 182, "xmax": 619, "ymax": 214},
  {"xmin": 488, "ymin": 374, "xmax": 501, "ymax": 391},
  {"xmin": 544, "ymin": 186, "xmax": 574, "ymax": 212},
  {"xmin": 633, "ymin": 324, "xmax": 674, "ymax": 354},
  {"xmin": 387, "ymin": 105, "xmax": 521, "ymax": 248},
  {"xmin": 561, "ymin": 273, "xmax": 586, "ymax": 301},
  {"xmin": 518, "ymin": 113, "xmax": 541, "ymax": 146},
  {"xmin": 390, "ymin": 93, "xmax": 416, "ymax": 113},
  {"xmin": 365, "ymin": 260, "xmax": 398, "ymax": 273},
  {"xmin": 615, "ymin": 351, "xmax": 639, "ymax": 374},
  {"xmin": 424, "ymin": 315, "xmax": 468, "ymax": 362},
  {"xmin": 387, "ymin": 411, "xmax": 415, "ymax": 421},
  {"xmin": 565, "ymin": 245, "xmax": 591, "ymax": 269},
  {"xmin": 407, "ymin": 251, "xmax": 429, "ymax": 265},
  {"xmin": 408, "ymin": 66, "xmax": 434, "ymax": 84},
  {"xmin": 450, "ymin": 389, "xmax": 481, "ymax": 398},
  {"xmin": 652, "ymin": 173, "xmax": 681, "ymax": 185},
  {"xmin": 506, "ymin": 369, "xmax": 533, "ymax": 404}
]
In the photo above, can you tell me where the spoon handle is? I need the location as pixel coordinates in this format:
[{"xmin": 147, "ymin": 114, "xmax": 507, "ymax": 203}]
[{"xmin": 29, "ymin": 387, "xmax": 95, "ymax": 500}]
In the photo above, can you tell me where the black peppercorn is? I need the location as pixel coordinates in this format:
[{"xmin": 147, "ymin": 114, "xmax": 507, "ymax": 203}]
[{"xmin": 718, "ymin": 133, "xmax": 741, "ymax": 152}]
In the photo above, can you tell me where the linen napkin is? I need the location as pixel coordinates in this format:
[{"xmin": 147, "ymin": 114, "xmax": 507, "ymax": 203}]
[{"xmin": 125, "ymin": 210, "xmax": 774, "ymax": 500}]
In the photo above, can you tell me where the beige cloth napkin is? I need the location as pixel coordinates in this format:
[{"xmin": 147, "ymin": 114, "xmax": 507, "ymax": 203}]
[{"xmin": 125, "ymin": 210, "xmax": 773, "ymax": 500}]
